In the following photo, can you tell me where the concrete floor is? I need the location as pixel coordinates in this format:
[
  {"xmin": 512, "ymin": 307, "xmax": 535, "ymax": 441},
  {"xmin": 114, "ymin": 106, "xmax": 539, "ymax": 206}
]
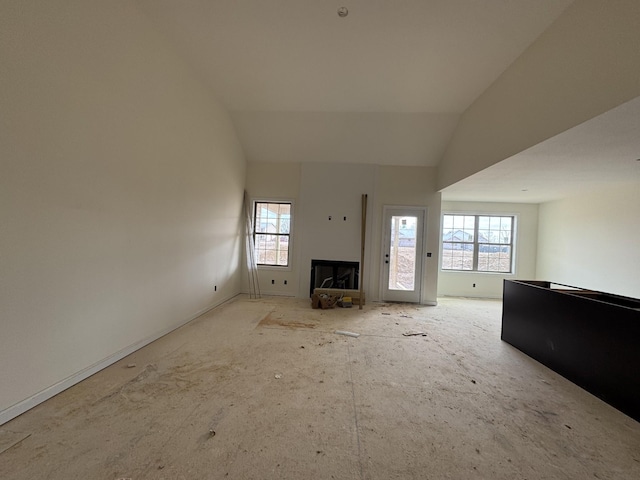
[{"xmin": 1, "ymin": 296, "xmax": 639, "ymax": 479}]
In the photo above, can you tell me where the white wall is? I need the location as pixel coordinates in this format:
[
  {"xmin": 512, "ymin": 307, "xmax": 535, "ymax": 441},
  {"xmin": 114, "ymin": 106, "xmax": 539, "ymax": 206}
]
[
  {"xmin": 243, "ymin": 162, "xmax": 301, "ymax": 296},
  {"xmin": 297, "ymin": 163, "xmax": 376, "ymax": 299},
  {"xmin": 438, "ymin": 202, "xmax": 539, "ymax": 298},
  {"xmin": 536, "ymin": 183, "xmax": 640, "ymax": 298},
  {"xmin": 0, "ymin": 1, "xmax": 246, "ymax": 423},
  {"xmin": 438, "ymin": 0, "xmax": 640, "ymax": 190},
  {"xmin": 231, "ymin": 112, "xmax": 460, "ymax": 167},
  {"xmin": 374, "ymin": 166, "xmax": 441, "ymax": 304},
  {"xmin": 244, "ymin": 163, "xmax": 442, "ymax": 304}
]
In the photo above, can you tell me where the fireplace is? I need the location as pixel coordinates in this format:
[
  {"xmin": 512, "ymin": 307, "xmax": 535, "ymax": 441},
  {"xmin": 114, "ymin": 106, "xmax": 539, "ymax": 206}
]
[{"xmin": 310, "ymin": 259, "xmax": 359, "ymax": 297}]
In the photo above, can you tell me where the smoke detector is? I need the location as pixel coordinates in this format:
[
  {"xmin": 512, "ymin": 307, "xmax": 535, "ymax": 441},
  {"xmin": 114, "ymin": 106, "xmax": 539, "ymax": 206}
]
[{"xmin": 337, "ymin": 7, "xmax": 349, "ymax": 18}]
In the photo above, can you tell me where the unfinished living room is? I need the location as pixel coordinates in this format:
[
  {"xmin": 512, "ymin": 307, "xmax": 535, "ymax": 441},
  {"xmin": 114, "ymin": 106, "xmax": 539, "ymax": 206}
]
[{"xmin": 1, "ymin": 1, "xmax": 639, "ymax": 479}]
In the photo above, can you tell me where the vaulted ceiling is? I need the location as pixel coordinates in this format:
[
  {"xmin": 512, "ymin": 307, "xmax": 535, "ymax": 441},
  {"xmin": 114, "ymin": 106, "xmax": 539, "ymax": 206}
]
[
  {"xmin": 138, "ymin": 1, "xmax": 639, "ymax": 202},
  {"xmin": 139, "ymin": 0, "xmax": 573, "ymax": 113}
]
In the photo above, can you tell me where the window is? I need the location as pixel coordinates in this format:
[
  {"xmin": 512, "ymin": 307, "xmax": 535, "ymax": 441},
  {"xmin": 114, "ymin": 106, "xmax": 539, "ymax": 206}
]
[
  {"xmin": 253, "ymin": 202, "xmax": 291, "ymax": 267},
  {"xmin": 441, "ymin": 214, "xmax": 514, "ymax": 273}
]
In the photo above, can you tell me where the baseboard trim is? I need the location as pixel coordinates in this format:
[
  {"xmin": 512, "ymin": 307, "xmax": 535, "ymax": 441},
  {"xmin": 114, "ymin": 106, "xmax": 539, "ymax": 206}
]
[
  {"xmin": 0, "ymin": 292, "xmax": 240, "ymax": 426},
  {"xmin": 439, "ymin": 294, "xmax": 503, "ymax": 300},
  {"xmin": 242, "ymin": 289, "xmax": 295, "ymax": 297}
]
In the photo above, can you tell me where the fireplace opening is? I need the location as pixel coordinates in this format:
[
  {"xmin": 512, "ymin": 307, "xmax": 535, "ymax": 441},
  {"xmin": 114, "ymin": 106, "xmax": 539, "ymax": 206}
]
[{"xmin": 310, "ymin": 259, "xmax": 359, "ymax": 297}]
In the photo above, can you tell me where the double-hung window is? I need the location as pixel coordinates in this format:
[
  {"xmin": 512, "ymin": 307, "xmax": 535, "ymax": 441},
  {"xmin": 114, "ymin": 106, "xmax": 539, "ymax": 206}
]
[
  {"xmin": 253, "ymin": 202, "xmax": 292, "ymax": 267},
  {"xmin": 441, "ymin": 214, "xmax": 514, "ymax": 273}
]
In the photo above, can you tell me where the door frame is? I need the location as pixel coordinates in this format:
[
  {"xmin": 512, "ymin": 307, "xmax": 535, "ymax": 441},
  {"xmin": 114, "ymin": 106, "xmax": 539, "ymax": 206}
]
[{"xmin": 379, "ymin": 205, "xmax": 427, "ymax": 303}]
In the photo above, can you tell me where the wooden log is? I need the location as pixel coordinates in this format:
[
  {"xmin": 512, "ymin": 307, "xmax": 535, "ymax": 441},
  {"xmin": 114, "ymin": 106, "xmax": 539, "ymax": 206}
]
[{"xmin": 360, "ymin": 194, "xmax": 367, "ymax": 310}]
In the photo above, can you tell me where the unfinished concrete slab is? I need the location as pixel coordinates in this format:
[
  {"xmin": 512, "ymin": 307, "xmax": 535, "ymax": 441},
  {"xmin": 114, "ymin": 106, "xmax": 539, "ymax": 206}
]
[{"xmin": 1, "ymin": 296, "xmax": 638, "ymax": 479}]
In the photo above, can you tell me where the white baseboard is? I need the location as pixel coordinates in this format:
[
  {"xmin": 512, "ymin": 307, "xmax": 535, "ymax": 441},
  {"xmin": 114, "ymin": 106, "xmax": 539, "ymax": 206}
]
[
  {"xmin": 439, "ymin": 294, "xmax": 502, "ymax": 300},
  {"xmin": 242, "ymin": 288, "xmax": 295, "ymax": 297},
  {"xmin": 0, "ymin": 292, "xmax": 239, "ymax": 426}
]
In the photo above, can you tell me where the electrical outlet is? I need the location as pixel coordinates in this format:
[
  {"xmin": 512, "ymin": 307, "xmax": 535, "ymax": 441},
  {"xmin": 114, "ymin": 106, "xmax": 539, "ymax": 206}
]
[
  {"xmin": 284, "ymin": 280, "xmax": 288, "ymax": 285},
  {"xmin": 271, "ymin": 279, "xmax": 275, "ymax": 285},
  {"xmin": 473, "ymin": 283, "xmax": 476, "ymax": 288},
  {"xmin": 214, "ymin": 285, "xmax": 217, "ymax": 291}
]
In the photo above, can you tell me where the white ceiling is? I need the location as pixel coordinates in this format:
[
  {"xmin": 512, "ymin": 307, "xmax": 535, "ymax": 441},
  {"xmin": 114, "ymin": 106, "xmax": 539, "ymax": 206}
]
[
  {"xmin": 135, "ymin": 1, "xmax": 639, "ymax": 201},
  {"xmin": 137, "ymin": 1, "xmax": 574, "ymax": 168},
  {"xmin": 441, "ymin": 96, "xmax": 640, "ymax": 203},
  {"xmin": 139, "ymin": 0, "xmax": 573, "ymax": 112}
]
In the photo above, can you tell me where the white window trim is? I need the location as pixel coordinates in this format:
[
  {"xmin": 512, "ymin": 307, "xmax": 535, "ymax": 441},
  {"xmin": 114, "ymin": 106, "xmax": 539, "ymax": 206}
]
[
  {"xmin": 252, "ymin": 198, "xmax": 294, "ymax": 272},
  {"xmin": 440, "ymin": 212, "xmax": 518, "ymax": 275}
]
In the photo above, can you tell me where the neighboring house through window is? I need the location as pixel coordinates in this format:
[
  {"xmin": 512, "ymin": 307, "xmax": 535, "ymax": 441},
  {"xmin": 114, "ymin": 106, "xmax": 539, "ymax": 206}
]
[
  {"xmin": 253, "ymin": 201, "xmax": 291, "ymax": 267},
  {"xmin": 441, "ymin": 214, "xmax": 514, "ymax": 273}
]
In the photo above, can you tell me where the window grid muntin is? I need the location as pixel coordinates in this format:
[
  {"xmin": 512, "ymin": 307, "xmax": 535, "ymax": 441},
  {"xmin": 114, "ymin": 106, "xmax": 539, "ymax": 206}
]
[
  {"xmin": 442, "ymin": 214, "xmax": 514, "ymax": 273},
  {"xmin": 253, "ymin": 202, "xmax": 292, "ymax": 267}
]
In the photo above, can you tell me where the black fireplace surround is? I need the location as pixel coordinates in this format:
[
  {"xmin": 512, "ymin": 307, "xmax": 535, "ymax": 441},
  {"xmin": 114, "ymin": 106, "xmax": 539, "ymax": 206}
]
[{"xmin": 310, "ymin": 260, "xmax": 359, "ymax": 297}]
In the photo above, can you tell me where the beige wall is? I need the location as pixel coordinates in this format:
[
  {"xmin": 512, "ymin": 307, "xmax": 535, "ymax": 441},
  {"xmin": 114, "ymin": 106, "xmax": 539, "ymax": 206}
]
[
  {"xmin": 438, "ymin": 0, "xmax": 640, "ymax": 191},
  {"xmin": 0, "ymin": 1, "xmax": 246, "ymax": 422},
  {"xmin": 536, "ymin": 183, "xmax": 640, "ymax": 298},
  {"xmin": 438, "ymin": 202, "xmax": 539, "ymax": 299}
]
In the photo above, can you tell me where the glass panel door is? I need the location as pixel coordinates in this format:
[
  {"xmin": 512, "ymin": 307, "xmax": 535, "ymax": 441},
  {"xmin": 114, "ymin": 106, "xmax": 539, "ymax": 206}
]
[
  {"xmin": 388, "ymin": 215, "xmax": 417, "ymax": 291},
  {"xmin": 382, "ymin": 207, "xmax": 425, "ymax": 303}
]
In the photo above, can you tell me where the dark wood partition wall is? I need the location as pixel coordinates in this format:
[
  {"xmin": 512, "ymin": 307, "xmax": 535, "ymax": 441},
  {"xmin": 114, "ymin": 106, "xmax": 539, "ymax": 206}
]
[{"xmin": 501, "ymin": 280, "xmax": 640, "ymax": 423}]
